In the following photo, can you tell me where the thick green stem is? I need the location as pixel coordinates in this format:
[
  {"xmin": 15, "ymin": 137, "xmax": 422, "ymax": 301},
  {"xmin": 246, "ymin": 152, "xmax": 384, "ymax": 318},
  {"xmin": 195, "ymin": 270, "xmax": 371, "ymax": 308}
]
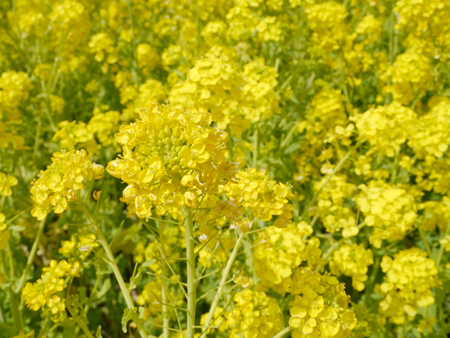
[
  {"xmin": 272, "ymin": 326, "xmax": 293, "ymax": 338},
  {"xmin": 157, "ymin": 218, "xmax": 170, "ymax": 338},
  {"xmin": 184, "ymin": 207, "xmax": 196, "ymax": 338},
  {"xmin": 16, "ymin": 217, "xmax": 46, "ymax": 293},
  {"xmin": 9, "ymin": 287, "xmax": 22, "ymax": 332},
  {"xmin": 95, "ymin": 227, "xmax": 147, "ymax": 338},
  {"xmin": 78, "ymin": 202, "xmax": 147, "ymax": 338},
  {"xmin": 201, "ymin": 232, "xmax": 245, "ymax": 336},
  {"xmin": 437, "ymin": 220, "xmax": 450, "ymax": 267}
]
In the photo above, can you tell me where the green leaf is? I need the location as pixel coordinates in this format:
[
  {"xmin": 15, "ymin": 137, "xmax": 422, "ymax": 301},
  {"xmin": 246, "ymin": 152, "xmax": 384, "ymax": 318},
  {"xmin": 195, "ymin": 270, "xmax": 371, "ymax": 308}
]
[
  {"xmin": 95, "ymin": 325, "xmax": 102, "ymax": 338},
  {"xmin": 9, "ymin": 225, "xmax": 26, "ymax": 232},
  {"xmin": 95, "ymin": 278, "xmax": 111, "ymax": 300},
  {"xmin": 121, "ymin": 308, "xmax": 134, "ymax": 333},
  {"xmin": 128, "ymin": 259, "xmax": 156, "ymax": 290},
  {"xmin": 121, "ymin": 306, "xmax": 150, "ymax": 334}
]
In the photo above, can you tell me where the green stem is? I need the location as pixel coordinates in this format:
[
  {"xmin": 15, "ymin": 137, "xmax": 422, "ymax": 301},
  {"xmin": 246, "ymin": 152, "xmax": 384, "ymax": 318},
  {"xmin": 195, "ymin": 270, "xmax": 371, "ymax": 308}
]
[
  {"xmin": 272, "ymin": 326, "xmax": 293, "ymax": 338},
  {"xmin": 157, "ymin": 218, "xmax": 170, "ymax": 338},
  {"xmin": 6, "ymin": 242, "xmax": 15, "ymax": 278},
  {"xmin": 364, "ymin": 256, "xmax": 381, "ymax": 306},
  {"xmin": 78, "ymin": 202, "xmax": 147, "ymax": 338},
  {"xmin": 253, "ymin": 128, "xmax": 258, "ymax": 169},
  {"xmin": 9, "ymin": 287, "xmax": 22, "ymax": 332},
  {"xmin": 66, "ymin": 303, "xmax": 95, "ymax": 338},
  {"xmin": 184, "ymin": 207, "xmax": 196, "ymax": 338},
  {"xmin": 391, "ymin": 151, "xmax": 399, "ymax": 183},
  {"xmin": 37, "ymin": 316, "xmax": 51, "ymax": 338},
  {"xmin": 200, "ymin": 232, "xmax": 245, "ymax": 337},
  {"xmin": 15, "ymin": 217, "xmax": 46, "ymax": 293},
  {"xmin": 0, "ymin": 322, "xmax": 14, "ymax": 330},
  {"xmin": 437, "ymin": 220, "xmax": 450, "ymax": 267},
  {"xmin": 301, "ymin": 148, "xmax": 354, "ymax": 219},
  {"xmin": 419, "ymin": 227, "xmax": 433, "ymax": 259}
]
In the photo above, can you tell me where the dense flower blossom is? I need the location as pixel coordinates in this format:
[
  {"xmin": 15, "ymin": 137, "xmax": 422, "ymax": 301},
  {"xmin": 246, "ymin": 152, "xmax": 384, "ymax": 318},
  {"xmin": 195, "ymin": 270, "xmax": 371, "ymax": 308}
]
[
  {"xmin": 107, "ymin": 103, "xmax": 237, "ymax": 218},
  {"xmin": 330, "ymin": 243, "xmax": 373, "ymax": 291},
  {"xmin": 30, "ymin": 150, "xmax": 104, "ymax": 220},
  {"xmin": 22, "ymin": 260, "xmax": 81, "ymax": 322},
  {"xmin": 253, "ymin": 222, "xmax": 321, "ymax": 292},
  {"xmin": 225, "ymin": 289, "xmax": 282, "ymax": 338},
  {"xmin": 378, "ymin": 248, "xmax": 441, "ymax": 324},
  {"xmin": 284, "ymin": 268, "xmax": 357, "ymax": 338},
  {"xmin": 353, "ymin": 102, "xmax": 416, "ymax": 158},
  {"xmin": 224, "ymin": 169, "xmax": 293, "ymax": 227},
  {"xmin": 355, "ymin": 180, "xmax": 417, "ymax": 248}
]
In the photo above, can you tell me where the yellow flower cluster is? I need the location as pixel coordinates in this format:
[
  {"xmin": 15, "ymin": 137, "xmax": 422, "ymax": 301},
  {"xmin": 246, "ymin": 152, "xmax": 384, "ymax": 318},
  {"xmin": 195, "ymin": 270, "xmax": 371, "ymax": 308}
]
[
  {"xmin": 378, "ymin": 248, "xmax": 440, "ymax": 324},
  {"xmin": 58, "ymin": 234, "xmax": 99, "ymax": 261},
  {"xmin": 53, "ymin": 121, "xmax": 95, "ymax": 153},
  {"xmin": 169, "ymin": 48, "xmax": 279, "ymax": 137},
  {"xmin": 253, "ymin": 222, "xmax": 322, "ymax": 292},
  {"xmin": 298, "ymin": 88, "xmax": 348, "ymax": 150},
  {"xmin": 306, "ymin": 2, "xmax": 348, "ymax": 52},
  {"xmin": 315, "ymin": 175, "xmax": 358, "ymax": 237},
  {"xmin": 53, "ymin": 109, "xmax": 122, "ymax": 153},
  {"xmin": 22, "ymin": 260, "xmax": 81, "ymax": 322},
  {"xmin": 30, "ymin": 149, "xmax": 105, "ymax": 220},
  {"xmin": 330, "ymin": 244, "xmax": 373, "ymax": 291},
  {"xmin": 353, "ymin": 102, "xmax": 416, "ymax": 157},
  {"xmin": 225, "ymin": 289, "xmax": 282, "ymax": 338},
  {"xmin": 284, "ymin": 268, "xmax": 357, "ymax": 338},
  {"xmin": 419, "ymin": 196, "xmax": 450, "ymax": 232},
  {"xmin": 107, "ymin": 103, "xmax": 237, "ymax": 218},
  {"xmin": 409, "ymin": 97, "xmax": 450, "ymax": 159},
  {"xmin": 0, "ymin": 71, "xmax": 33, "ymax": 111},
  {"xmin": 355, "ymin": 180, "xmax": 417, "ymax": 248},
  {"xmin": 224, "ymin": 169, "xmax": 293, "ymax": 227},
  {"xmin": 387, "ymin": 51, "xmax": 433, "ymax": 104},
  {"xmin": 0, "ymin": 71, "xmax": 33, "ymax": 149},
  {"xmin": 394, "ymin": 0, "xmax": 450, "ymax": 60}
]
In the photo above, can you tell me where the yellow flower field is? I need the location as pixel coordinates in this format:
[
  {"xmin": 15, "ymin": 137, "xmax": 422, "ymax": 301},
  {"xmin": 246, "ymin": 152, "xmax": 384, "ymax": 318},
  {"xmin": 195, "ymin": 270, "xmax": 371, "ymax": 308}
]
[{"xmin": 0, "ymin": 0, "xmax": 450, "ymax": 337}]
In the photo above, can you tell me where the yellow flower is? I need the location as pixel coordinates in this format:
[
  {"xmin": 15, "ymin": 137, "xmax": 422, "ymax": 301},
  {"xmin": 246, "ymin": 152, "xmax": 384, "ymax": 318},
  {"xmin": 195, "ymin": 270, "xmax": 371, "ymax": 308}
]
[
  {"xmin": 0, "ymin": 172, "xmax": 18, "ymax": 196},
  {"xmin": 330, "ymin": 243, "xmax": 374, "ymax": 291},
  {"xmin": 225, "ymin": 168, "xmax": 293, "ymax": 226},
  {"xmin": 108, "ymin": 103, "xmax": 235, "ymax": 218},
  {"xmin": 225, "ymin": 289, "xmax": 282, "ymax": 338},
  {"xmin": 30, "ymin": 149, "xmax": 104, "ymax": 220},
  {"xmin": 253, "ymin": 223, "xmax": 320, "ymax": 292},
  {"xmin": 22, "ymin": 259, "xmax": 81, "ymax": 322},
  {"xmin": 355, "ymin": 181, "xmax": 417, "ymax": 248},
  {"xmin": 285, "ymin": 268, "xmax": 357, "ymax": 338},
  {"xmin": 378, "ymin": 248, "xmax": 440, "ymax": 324}
]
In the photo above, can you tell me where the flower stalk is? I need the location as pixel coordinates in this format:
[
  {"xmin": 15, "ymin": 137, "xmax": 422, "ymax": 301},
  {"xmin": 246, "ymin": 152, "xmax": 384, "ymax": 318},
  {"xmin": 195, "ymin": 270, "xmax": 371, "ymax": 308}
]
[
  {"xmin": 200, "ymin": 232, "xmax": 245, "ymax": 337},
  {"xmin": 184, "ymin": 206, "xmax": 197, "ymax": 338},
  {"xmin": 77, "ymin": 201, "xmax": 147, "ymax": 338}
]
